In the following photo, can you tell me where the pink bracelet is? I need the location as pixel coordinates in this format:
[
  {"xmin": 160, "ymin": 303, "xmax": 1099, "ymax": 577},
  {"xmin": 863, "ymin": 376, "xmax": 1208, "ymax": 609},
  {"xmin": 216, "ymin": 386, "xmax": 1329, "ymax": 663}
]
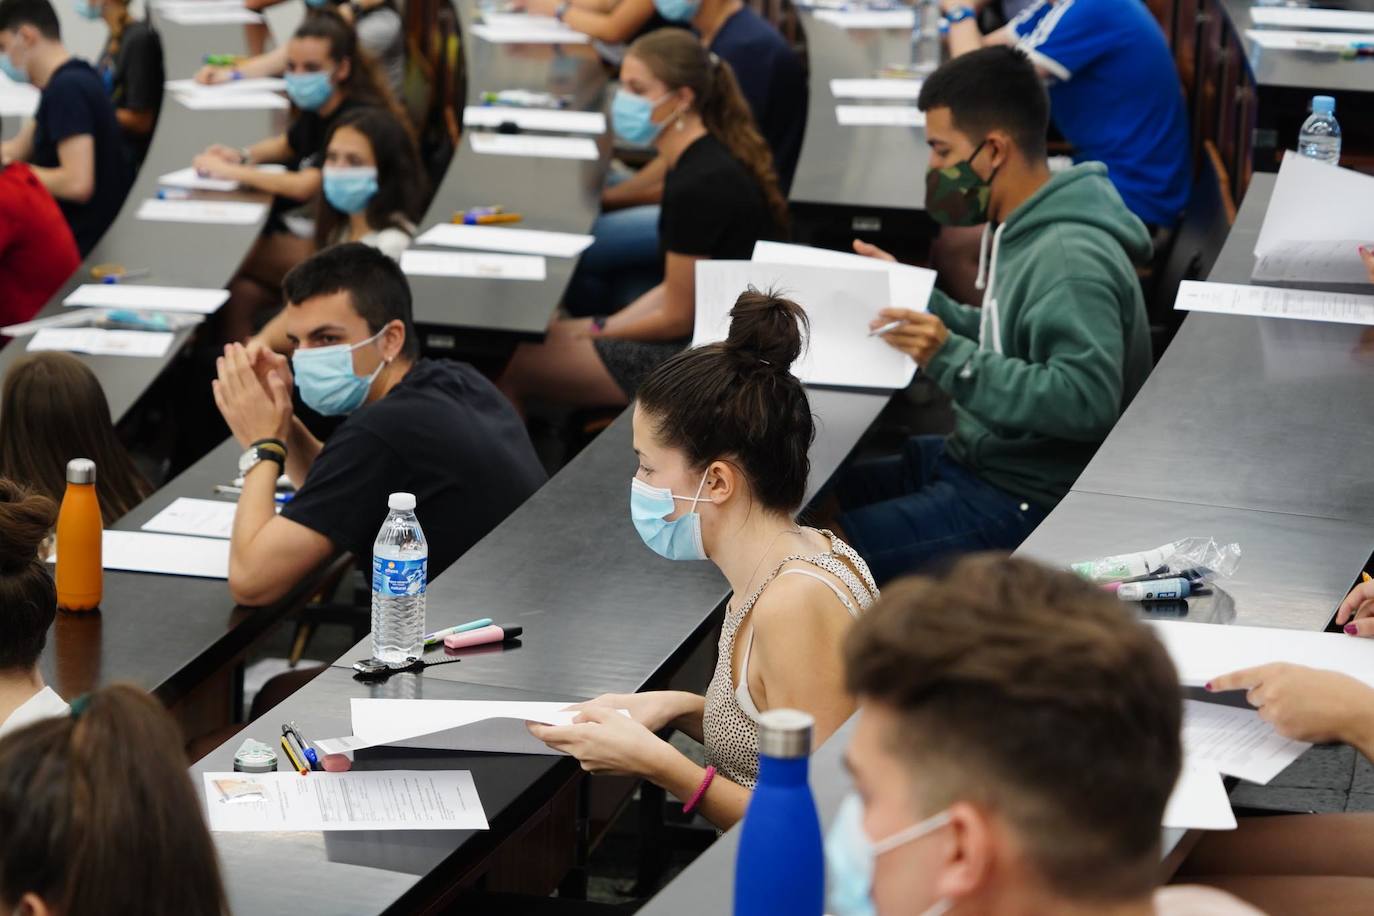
[{"xmin": 683, "ymin": 765, "xmax": 717, "ymax": 814}]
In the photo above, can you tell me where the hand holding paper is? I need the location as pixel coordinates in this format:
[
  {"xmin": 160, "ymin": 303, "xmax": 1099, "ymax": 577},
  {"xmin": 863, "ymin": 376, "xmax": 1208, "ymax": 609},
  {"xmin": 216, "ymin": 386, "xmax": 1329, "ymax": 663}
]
[
  {"xmin": 1206, "ymin": 662, "xmax": 1374, "ymax": 749},
  {"xmin": 528, "ymin": 704, "xmax": 669, "ymax": 777}
]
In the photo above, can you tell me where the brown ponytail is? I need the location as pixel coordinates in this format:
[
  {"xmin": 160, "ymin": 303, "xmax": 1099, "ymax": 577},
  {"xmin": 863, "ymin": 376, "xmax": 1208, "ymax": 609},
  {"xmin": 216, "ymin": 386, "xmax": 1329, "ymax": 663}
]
[
  {"xmin": 0, "ymin": 684, "xmax": 230, "ymax": 915},
  {"xmin": 628, "ymin": 29, "xmax": 789, "ymax": 233},
  {"xmin": 0, "ymin": 478, "xmax": 56, "ymax": 674},
  {"xmin": 637, "ymin": 288, "xmax": 812, "ymax": 512}
]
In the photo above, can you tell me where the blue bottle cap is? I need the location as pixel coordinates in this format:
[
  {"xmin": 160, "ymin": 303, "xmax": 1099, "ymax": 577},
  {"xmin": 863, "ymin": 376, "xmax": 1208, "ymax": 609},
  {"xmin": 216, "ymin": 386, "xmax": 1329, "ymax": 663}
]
[{"xmin": 1313, "ymin": 95, "xmax": 1336, "ymax": 115}]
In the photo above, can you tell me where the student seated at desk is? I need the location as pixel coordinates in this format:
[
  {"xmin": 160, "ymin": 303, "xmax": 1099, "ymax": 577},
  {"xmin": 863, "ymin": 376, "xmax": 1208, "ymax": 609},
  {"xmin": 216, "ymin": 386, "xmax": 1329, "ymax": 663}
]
[
  {"xmin": 0, "ymin": 480, "xmax": 66, "ymax": 739},
  {"xmin": 828, "ymin": 554, "xmax": 1260, "ymax": 916},
  {"xmin": 85, "ymin": 0, "xmax": 163, "ymax": 166},
  {"xmin": 251, "ymin": 106, "xmax": 428, "ymax": 353},
  {"xmin": 516, "ymin": 0, "xmax": 658, "ymax": 47},
  {"xmin": 212, "ymin": 243, "xmax": 546, "ymax": 607},
  {"xmin": 1168, "ymin": 579, "xmax": 1374, "ymax": 912},
  {"xmin": 0, "ymin": 684, "xmax": 229, "ymax": 915},
  {"xmin": 193, "ymin": 11, "xmax": 403, "ymax": 342},
  {"xmin": 564, "ymin": 0, "xmax": 807, "ymax": 315},
  {"xmin": 0, "ymin": 116, "xmax": 80, "ymax": 329},
  {"xmin": 195, "ymin": 0, "xmax": 405, "ymax": 97},
  {"xmin": 530, "ymin": 292, "xmax": 879, "ymax": 831},
  {"xmin": 0, "ymin": 352, "xmax": 152, "ymax": 525},
  {"xmin": 838, "ymin": 47, "xmax": 1152, "ymax": 583},
  {"xmin": 0, "ymin": 0, "xmax": 133, "ymax": 256},
  {"xmin": 498, "ymin": 29, "xmax": 786, "ymax": 412}
]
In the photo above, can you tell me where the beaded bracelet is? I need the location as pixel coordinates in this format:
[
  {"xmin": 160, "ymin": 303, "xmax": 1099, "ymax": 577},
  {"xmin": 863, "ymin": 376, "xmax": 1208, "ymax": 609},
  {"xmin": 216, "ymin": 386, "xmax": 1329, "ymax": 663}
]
[{"xmin": 683, "ymin": 765, "xmax": 717, "ymax": 814}]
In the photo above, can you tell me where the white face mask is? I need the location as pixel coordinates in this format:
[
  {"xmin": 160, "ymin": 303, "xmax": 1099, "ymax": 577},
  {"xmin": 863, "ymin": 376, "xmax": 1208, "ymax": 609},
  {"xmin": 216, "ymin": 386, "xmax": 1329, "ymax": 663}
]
[{"xmin": 825, "ymin": 794, "xmax": 953, "ymax": 916}]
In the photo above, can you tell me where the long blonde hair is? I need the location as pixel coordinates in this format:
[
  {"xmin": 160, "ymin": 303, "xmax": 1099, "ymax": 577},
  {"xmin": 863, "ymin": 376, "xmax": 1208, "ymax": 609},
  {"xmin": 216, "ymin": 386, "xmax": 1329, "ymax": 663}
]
[{"xmin": 629, "ymin": 29, "xmax": 788, "ymax": 232}]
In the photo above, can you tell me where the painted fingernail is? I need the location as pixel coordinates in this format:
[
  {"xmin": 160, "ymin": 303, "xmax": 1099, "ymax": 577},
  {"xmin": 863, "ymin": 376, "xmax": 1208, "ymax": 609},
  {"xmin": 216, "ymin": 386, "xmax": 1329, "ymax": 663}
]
[
  {"xmin": 1346, "ymin": 623, "xmax": 1359, "ymax": 635},
  {"xmin": 1204, "ymin": 681, "xmax": 1214, "ymax": 691}
]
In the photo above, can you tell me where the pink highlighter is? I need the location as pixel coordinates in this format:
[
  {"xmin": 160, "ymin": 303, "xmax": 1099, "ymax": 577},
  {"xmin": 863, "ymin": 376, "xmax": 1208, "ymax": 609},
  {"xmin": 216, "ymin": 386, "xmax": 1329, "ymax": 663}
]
[{"xmin": 443, "ymin": 623, "xmax": 523, "ymax": 650}]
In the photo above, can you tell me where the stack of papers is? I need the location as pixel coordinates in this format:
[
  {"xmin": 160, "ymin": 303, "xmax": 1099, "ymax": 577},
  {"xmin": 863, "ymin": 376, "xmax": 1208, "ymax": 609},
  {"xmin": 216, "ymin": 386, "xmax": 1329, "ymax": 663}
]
[
  {"xmin": 835, "ymin": 105, "xmax": 924, "ymax": 127},
  {"xmin": 27, "ymin": 328, "xmax": 174, "ymax": 358},
  {"xmin": 157, "ymin": 164, "xmax": 285, "ymax": 192},
  {"xmin": 1249, "ymin": 7, "xmax": 1374, "ymax": 31},
  {"xmin": 830, "ymin": 78, "xmax": 922, "ymax": 99},
  {"xmin": 1244, "ymin": 28, "xmax": 1374, "ymax": 51},
  {"xmin": 813, "ymin": 8, "xmax": 914, "ymax": 28},
  {"xmin": 136, "ymin": 198, "xmax": 267, "ymax": 225},
  {"xmin": 165, "ymin": 77, "xmax": 287, "ymax": 95},
  {"xmin": 65, "ymin": 284, "xmax": 230, "ymax": 314},
  {"xmin": 173, "ymin": 90, "xmax": 287, "ymax": 110},
  {"xmin": 315, "ymin": 699, "xmax": 592, "ymax": 757},
  {"xmin": 469, "ymin": 132, "xmax": 599, "ymax": 160},
  {"xmin": 0, "ymin": 70, "xmax": 39, "ymax": 117},
  {"xmin": 1174, "ymin": 280, "xmax": 1374, "ymax": 326},
  {"xmin": 470, "ymin": 12, "xmax": 589, "ymax": 43},
  {"xmin": 415, "ymin": 223, "xmax": 594, "ymax": 258},
  {"xmin": 142, "ymin": 498, "xmax": 242, "ymax": 539},
  {"xmin": 400, "ymin": 250, "xmax": 547, "ymax": 281},
  {"xmin": 156, "ymin": 0, "xmax": 263, "ymax": 24},
  {"xmin": 202, "ymin": 770, "xmax": 488, "ymax": 832},
  {"xmin": 1252, "ymin": 152, "xmax": 1374, "ymax": 284},
  {"xmin": 1147, "ymin": 619, "xmax": 1374, "ymax": 689},
  {"xmin": 48, "ymin": 531, "xmax": 230, "ymax": 578},
  {"xmin": 463, "ymin": 105, "xmax": 605, "ymax": 135}
]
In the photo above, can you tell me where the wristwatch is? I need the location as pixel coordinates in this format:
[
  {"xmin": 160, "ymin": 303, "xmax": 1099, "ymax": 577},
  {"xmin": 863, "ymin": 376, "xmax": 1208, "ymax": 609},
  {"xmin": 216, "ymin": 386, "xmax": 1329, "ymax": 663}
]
[
  {"xmin": 554, "ymin": 1, "xmax": 570, "ymax": 20},
  {"xmin": 945, "ymin": 5, "xmax": 976, "ymax": 24},
  {"xmin": 590, "ymin": 315, "xmax": 609, "ymax": 334},
  {"xmin": 239, "ymin": 438, "xmax": 287, "ymax": 476}
]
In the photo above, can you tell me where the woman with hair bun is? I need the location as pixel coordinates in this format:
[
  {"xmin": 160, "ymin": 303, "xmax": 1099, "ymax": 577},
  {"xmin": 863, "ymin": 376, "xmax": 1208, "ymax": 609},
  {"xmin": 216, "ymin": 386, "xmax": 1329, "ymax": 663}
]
[
  {"xmin": 529, "ymin": 290, "xmax": 877, "ymax": 831},
  {"xmin": 0, "ymin": 478, "xmax": 66, "ymax": 738}
]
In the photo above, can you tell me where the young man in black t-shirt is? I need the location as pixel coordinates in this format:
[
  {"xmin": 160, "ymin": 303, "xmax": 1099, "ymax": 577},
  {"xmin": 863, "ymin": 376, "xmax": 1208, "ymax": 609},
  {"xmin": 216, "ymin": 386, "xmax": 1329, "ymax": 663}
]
[
  {"xmin": 212, "ymin": 243, "xmax": 547, "ymax": 607},
  {"xmin": 0, "ymin": 0, "xmax": 132, "ymax": 255}
]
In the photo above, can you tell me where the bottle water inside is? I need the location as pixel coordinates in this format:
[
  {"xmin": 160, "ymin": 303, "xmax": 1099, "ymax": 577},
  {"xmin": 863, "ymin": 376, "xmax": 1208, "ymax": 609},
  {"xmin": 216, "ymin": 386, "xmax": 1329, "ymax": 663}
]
[
  {"xmin": 1298, "ymin": 95, "xmax": 1341, "ymax": 166},
  {"xmin": 371, "ymin": 492, "xmax": 427, "ymax": 667},
  {"xmin": 910, "ymin": 0, "xmax": 943, "ymax": 76}
]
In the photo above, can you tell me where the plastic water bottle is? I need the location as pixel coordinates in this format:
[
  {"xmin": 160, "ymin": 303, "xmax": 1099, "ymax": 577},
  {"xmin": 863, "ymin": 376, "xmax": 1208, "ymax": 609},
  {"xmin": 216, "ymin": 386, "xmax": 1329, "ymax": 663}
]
[
  {"xmin": 1298, "ymin": 95, "xmax": 1341, "ymax": 165},
  {"xmin": 733, "ymin": 709, "xmax": 824, "ymax": 916},
  {"xmin": 371, "ymin": 492, "xmax": 427, "ymax": 667},
  {"xmin": 910, "ymin": 0, "xmax": 942, "ymax": 76}
]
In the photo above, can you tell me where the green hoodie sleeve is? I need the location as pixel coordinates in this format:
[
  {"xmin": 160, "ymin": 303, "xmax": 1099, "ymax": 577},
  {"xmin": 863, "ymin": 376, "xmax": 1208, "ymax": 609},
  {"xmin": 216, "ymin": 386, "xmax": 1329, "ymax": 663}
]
[
  {"xmin": 924, "ymin": 277, "xmax": 1128, "ymax": 443},
  {"xmin": 927, "ymin": 288, "xmax": 982, "ymax": 340}
]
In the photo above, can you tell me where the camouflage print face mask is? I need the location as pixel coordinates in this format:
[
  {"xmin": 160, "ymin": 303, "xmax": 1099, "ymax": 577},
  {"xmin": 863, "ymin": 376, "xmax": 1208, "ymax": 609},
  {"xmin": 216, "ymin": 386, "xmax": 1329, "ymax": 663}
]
[{"xmin": 925, "ymin": 141, "xmax": 996, "ymax": 227}]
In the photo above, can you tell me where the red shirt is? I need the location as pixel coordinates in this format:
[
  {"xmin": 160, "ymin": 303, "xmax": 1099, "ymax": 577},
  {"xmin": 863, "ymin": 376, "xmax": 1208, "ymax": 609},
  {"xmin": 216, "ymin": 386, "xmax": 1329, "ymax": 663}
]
[{"xmin": 0, "ymin": 162, "xmax": 81, "ymax": 328}]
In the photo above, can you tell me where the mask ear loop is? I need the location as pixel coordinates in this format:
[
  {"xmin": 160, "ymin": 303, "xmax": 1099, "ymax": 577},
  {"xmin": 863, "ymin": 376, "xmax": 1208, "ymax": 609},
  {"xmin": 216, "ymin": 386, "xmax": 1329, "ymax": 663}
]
[
  {"xmin": 871, "ymin": 809, "xmax": 952, "ymax": 856},
  {"xmin": 685, "ymin": 469, "xmax": 710, "ymax": 507}
]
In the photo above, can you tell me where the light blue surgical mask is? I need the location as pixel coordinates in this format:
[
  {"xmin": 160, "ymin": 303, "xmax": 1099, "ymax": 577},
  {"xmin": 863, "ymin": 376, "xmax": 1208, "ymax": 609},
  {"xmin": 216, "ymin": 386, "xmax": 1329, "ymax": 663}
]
[
  {"xmin": 611, "ymin": 88, "xmax": 670, "ymax": 146},
  {"xmin": 285, "ymin": 69, "xmax": 335, "ymax": 111},
  {"xmin": 629, "ymin": 472, "xmax": 709, "ymax": 561},
  {"xmin": 825, "ymin": 794, "xmax": 952, "ymax": 916},
  {"xmin": 291, "ymin": 328, "xmax": 387, "ymax": 416},
  {"xmin": 75, "ymin": 0, "xmax": 102, "ymax": 20},
  {"xmin": 652, "ymin": 0, "xmax": 700, "ymax": 22},
  {"xmin": 323, "ymin": 165, "xmax": 379, "ymax": 214},
  {"xmin": 0, "ymin": 51, "xmax": 27, "ymax": 83},
  {"xmin": 304, "ymin": 0, "xmax": 329, "ymax": 8}
]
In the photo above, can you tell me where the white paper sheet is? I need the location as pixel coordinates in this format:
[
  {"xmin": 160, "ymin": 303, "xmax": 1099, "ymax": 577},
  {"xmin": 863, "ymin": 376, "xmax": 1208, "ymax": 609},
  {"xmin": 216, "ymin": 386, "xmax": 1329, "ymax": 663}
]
[
  {"xmin": 65, "ymin": 284, "xmax": 229, "ymax": 314},
  {"xmin": 202, "ymin": 770, "xmax": 488, "ymax": 832},
  {"xmin": 1, "ymin": 309, "xmax": 105, "ymax": 337},
  {"xmin": 1163, "ymin": 762, "xmax": 1237, "ymax": 831},
  {"xmin": 315, "ymin": 699, "xmax": 591, "ymax": 757},
  {"xmin": 48, "ymin": 531, "xmax": 230, "ymax": 578},
  {"xmin": 1255, "ymin": 153, "xmax": 1374, "ymax": 258},
  {"xmin": 1174, "ymin": 280, "xmax": 1374, "ymax": 326},
  {"xmin": 463, "ymin": 105, "xmax": 605, "ymax": 134},
  {"xmin": 136, "ymin": 198, "xmax": 267, "ymax": 225},
  {"xmin": 693, "ymin": 260, "xmax": 917, "ymax": 389},
  {"xmin": 814, "ymin": 8, "xmax": 914, "ymax": 28},
  {"xmin": 1148, "ymin": 619, "xmax": 1374, "ymax": 689},
  {"xmin": 829, "ymin": 78, "xmax": 922, "ymax": 99},
  {"xmin": 1183, "ymin": 699, "xmax": 1310, "ymax": 785},
  {"xmin": 0, "ymin": 73, "xmax": 39, "ymax": 117},
  {"xmin": 156, "ymin": 164, "xmax": 286, "ymax": 192},
  {"xmin": 415, "ymin": 223, "xmax": 594, "ymax": 258},
  {"xmin": 1249, "ymin": 7, "xmax": 1374, "ymax": 31},
  {"xmin": 154, "ymin": 0, "xmax": 248, "ymax": 12},
  {"xmin": 158, "ymin": 6, "xmax": 263, "ymax": 23},
  {"xmin": 835, "ymin": 104, "xmax": 924, "ymax": 127},
  {"xmin": 1252, "ymin": 238, "xmax": 1372, "ymax": 285},
  {"xmin": 27, "ymin": 328, "xmax": 174, "ymax": 358},
  {"xmin": 1243, "ymin": 28, "xmax": 1374, "ymax": 50},
  {"xmin": 164, "ymin": 77, "xmax": 286, "ymax": 94},
  {"xmin": 173, "ymin": 90, "xmax": 287, "ymax": 110},
  {"xmin": 400, "ymin": 250, "xmax": 547, "ymax": 281},
  {"xmin": 752, "ymin": 240, "xmax": 936, "ymax": 317},
  {"xmin": 141, "ymin": 498, "xmax": 242, "ymax": 539},
  {"xmin": 469, "ymin": 132, "xmax": 599, "ymax": 160},
  {"xmin": 469, "ymin": 22, "xmax": 591, "ymax": 43}
]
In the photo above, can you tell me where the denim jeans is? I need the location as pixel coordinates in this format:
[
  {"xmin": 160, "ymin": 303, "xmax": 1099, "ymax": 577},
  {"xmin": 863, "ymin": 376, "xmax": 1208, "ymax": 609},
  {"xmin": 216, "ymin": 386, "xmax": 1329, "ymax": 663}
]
[
  {"xmin": 835, "ymin": 435, "xmax": 1049, "ymax": 584},
  {"xmin": 563, "ymin": 204, "xmax": 664, "ymax": 317}
]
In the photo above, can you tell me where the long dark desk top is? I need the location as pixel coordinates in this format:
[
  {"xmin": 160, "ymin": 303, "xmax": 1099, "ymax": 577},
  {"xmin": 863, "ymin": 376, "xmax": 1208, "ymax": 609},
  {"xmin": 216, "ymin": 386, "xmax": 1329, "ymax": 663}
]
[
  {"xmin": 0, "ymin": 16, "xmax": 279, "ymax": 423},
  {"xmin": 407, "ymin": 1, "xmax": 610, "ymax": 336},
  {"xmin": 789, "ymin": 11, "xmax": 927, "ymax": 211},
  {"xmin": 1223, "ymin": 0, "xmax": 1374, "ymax": 95}
]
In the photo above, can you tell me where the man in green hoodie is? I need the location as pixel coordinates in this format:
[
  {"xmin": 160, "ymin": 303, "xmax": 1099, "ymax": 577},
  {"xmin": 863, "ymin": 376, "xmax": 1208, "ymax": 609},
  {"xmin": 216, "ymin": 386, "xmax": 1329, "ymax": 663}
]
[{"xmin": 837, "ymin": 46, "xmax": 1153, "ymax": 584}]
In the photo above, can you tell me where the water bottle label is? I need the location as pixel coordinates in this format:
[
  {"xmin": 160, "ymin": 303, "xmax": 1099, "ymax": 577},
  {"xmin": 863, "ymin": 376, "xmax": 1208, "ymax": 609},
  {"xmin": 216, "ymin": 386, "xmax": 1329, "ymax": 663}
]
[{"xmin": 372, "ymin": 556, "xmax": 427, "ymax": 597}]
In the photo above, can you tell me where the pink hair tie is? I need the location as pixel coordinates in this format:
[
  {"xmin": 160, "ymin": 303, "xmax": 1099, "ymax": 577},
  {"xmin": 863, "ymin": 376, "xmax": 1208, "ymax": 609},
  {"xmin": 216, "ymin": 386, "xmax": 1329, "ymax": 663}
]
[{"xmin": 683, "ymin": 765, "xmax": 717, "ymax": 814}]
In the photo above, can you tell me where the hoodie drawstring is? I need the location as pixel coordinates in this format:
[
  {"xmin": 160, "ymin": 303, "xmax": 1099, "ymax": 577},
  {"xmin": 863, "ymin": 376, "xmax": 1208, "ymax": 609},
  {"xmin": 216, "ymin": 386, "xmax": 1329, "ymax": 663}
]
[{"xmin": 976, "ymin": 222, "xmax": 1007, "ymax": 357}]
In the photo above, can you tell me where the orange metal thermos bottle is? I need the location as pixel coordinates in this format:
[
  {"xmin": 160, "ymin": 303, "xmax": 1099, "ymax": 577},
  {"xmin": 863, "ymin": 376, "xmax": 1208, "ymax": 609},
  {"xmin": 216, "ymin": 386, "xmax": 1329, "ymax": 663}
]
[{"xmin": 56, "ymin": 458, "xmax": 102, "ymax": 612}]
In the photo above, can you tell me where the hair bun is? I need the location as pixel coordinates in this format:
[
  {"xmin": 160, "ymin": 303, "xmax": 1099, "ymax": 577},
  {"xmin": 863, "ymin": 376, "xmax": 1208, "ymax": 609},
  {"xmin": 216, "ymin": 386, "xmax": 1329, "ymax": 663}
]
[
  {"xmin": 0, "ymin": 479, "xmax": 57, "ymax": 574},
  {"xmin": 722, "ymin": 287, "xmax": 809, "ymax": 373}
]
